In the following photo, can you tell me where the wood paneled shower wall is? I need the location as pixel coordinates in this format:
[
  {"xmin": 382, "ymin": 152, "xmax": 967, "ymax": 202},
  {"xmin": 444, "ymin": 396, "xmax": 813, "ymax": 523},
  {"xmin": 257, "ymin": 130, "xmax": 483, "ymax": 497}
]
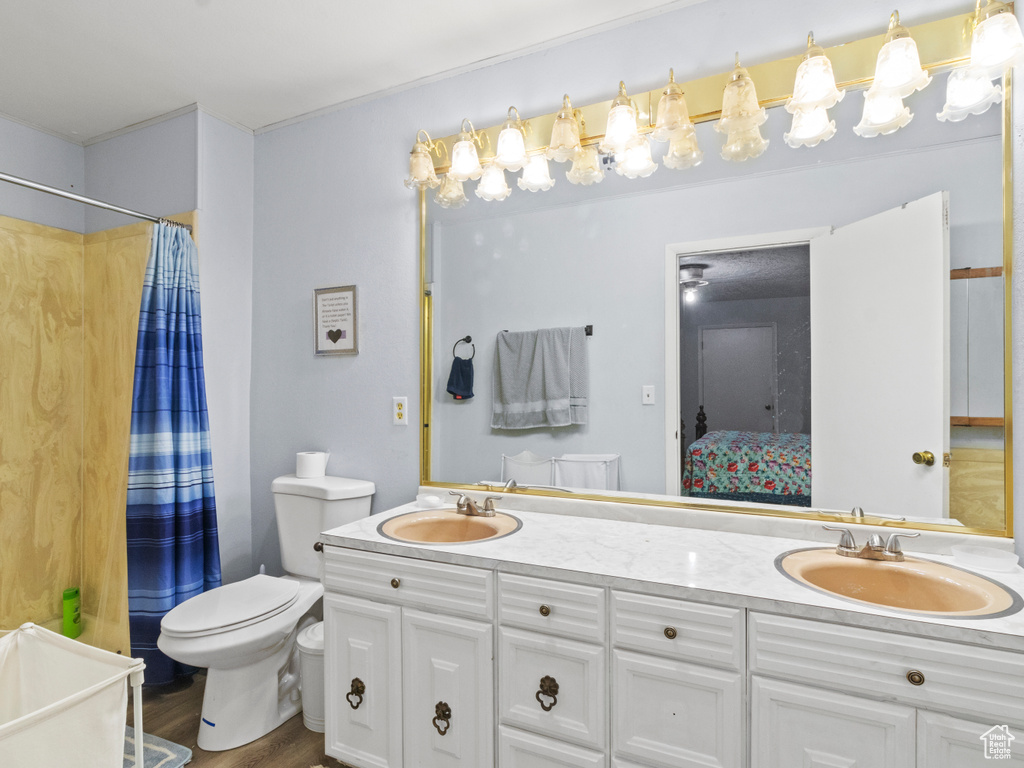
[{"xmin": 0, "ymin": 211, "xmax": 197, "ymax": 654}]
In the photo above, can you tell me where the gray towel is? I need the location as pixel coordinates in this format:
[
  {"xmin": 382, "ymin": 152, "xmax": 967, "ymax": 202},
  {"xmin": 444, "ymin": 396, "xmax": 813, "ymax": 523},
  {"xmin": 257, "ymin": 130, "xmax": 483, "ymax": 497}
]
[{"xmin": 491, "ymin": 327, "xmax": 589, "ymax": 429}]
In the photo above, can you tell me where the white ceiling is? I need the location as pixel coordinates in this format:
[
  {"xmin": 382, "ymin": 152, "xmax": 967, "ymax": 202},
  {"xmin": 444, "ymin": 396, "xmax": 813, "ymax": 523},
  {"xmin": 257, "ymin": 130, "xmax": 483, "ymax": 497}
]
[{"xmin": 2, "ymin": 0, "xmax": 692, "ymax": 144}]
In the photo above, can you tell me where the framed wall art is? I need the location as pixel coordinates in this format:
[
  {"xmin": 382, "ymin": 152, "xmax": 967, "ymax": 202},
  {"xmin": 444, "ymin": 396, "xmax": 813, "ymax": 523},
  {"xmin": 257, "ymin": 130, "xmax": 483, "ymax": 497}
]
[{"xmin": 314, "ymin": 284, "xmax": 358, "ymax": 356}]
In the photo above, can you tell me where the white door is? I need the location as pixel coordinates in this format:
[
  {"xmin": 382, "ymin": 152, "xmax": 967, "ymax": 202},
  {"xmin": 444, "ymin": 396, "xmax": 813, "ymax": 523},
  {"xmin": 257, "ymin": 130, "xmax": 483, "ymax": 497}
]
[
  {"xmin": 751, "ymin": 676, "xmax": 916, "ymax": 768},
  {"xmin": 324, "ymin": 593, "xmax": 403, "ymax": 768},
  {"xmin": 698, "ymin": 325, "xmax": 778, "ymax": 433},
  {"xmin": 402, "ymin": 608, "xmax": 494, "ymax": 768},
  {"xmin": 811, "ymin": 192, "xmax": 949, "ymax": 518}
]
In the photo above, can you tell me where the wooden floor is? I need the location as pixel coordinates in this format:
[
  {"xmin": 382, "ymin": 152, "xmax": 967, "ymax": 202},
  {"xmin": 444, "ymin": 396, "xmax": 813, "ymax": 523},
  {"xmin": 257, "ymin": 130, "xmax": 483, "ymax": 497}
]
[{"xmin": 127, "ymin": 672, "xmax": 348, "ymax": 768}]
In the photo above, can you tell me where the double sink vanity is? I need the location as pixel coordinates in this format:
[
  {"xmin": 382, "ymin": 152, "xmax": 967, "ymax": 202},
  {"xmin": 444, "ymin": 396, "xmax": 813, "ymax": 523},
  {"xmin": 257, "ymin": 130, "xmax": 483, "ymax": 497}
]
[{"xmin": 318, "ymin": 493, "xmax": 1024, "ymax": 768}]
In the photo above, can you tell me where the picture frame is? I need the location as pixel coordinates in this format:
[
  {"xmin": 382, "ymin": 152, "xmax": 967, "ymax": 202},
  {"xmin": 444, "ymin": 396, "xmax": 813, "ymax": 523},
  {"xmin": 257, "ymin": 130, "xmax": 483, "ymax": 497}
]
[{"xmin": 314, "ymin": 285, "xmax": 358, "ymax": 356}]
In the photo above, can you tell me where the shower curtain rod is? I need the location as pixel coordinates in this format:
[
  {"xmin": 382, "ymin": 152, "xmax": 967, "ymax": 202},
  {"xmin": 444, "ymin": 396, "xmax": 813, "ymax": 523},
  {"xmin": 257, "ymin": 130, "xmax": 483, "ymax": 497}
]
[{"xmin": 0, "ymin": 171, "xmax": 192, "ymax": 231}]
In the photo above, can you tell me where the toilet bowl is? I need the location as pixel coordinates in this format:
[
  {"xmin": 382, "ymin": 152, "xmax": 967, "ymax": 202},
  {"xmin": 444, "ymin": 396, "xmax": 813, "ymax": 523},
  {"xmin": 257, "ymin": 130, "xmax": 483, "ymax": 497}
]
[{"xmin": 157, "ymin": 474, "xmax": 374, "ymax": 751}]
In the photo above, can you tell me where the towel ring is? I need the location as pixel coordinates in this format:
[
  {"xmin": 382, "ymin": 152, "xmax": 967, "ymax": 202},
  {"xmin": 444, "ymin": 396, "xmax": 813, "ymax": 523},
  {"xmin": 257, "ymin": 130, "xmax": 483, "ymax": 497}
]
[{"xmin": 453, "ymin": 335, "xmax": 475, "ymax": 359}]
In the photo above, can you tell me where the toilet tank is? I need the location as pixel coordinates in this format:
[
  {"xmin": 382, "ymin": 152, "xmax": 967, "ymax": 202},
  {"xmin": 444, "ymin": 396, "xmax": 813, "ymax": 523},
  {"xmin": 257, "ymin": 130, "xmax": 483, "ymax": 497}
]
[{"xmin": 272, "ymin": 475, "xmax": 375, "ymax": 578}]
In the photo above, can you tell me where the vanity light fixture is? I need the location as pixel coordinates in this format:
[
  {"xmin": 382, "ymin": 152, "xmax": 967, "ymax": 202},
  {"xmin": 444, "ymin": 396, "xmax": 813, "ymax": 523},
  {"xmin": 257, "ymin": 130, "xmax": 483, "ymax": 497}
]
[
  {"xmin": 871, "ymin": 11, "xmax": 932, "ymax": 97},
  {"xmin": 937, "ymin": 66, "xmax": 1003, "ymax": 121},
  {"xmin": 680, "ymin": 264, "xmax": 709, "ymax": 302},
  {"xmin": 652, "ymin": 69, "xmax": 696, "ymax": 142},
  {"xmin": 785, "ymin": 33, "xmax": 844, "ymax": 148},
  {"xmin": 970, "ymin": 0, "xmax": 1024, "ymax": 78},
  {"xmin": 494, "ymin": 107, "xmax": 528, "ymax": 172},
  {"xmin": 854, "ymin": 85, "xmax": 913, "ymax": 136},
  {"xmin": 716, "ymin": 55, "xmax": 769, "ymax": 161},
  {"xmin": 599, "ymin": 82, "xmax": 640, "ymax": 156},
  {"xmin": 434, "ymin": 173, "xmax": 468, "ymax": 209},
  {"xmin": 404, "ymin": 130, "xmax": 443, "ymax": 190},
  {"xmin": 449, "ymin": 119, "xmax": 485, "ymax": 182},
  {"xmin": 663, "ymin": 133, "xmax": 703, "ymax": 170},
  {"xmin": 546, "ymin": 95, "xmax": 583, "ymax": 162},
  {"xmin": 566, "ymin": 145, "xmax": 606, "ymax": 185},
  {"xmin": 475, "ymin": 162, "xmax": 511, "ymax": 202},
  {"xmin": 518, "ymin": 154, "xmax": 556, "ymax": 192}
]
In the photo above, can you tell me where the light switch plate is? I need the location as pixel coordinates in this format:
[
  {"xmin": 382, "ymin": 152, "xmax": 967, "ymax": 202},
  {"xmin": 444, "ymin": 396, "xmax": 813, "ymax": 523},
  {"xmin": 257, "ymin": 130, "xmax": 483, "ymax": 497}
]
[
  {"xmin": 642, "ymin": 385, "xmax": 655, "ymax": 405},
  {"xmin": 393, "ymin": 396, "xmax": 408, "ymax": 425}
]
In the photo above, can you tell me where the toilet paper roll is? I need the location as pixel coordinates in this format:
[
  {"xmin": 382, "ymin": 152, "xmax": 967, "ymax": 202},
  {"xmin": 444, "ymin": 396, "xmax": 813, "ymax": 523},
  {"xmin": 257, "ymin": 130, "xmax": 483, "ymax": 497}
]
[{"xmin": 296, "ymin": 451, "xmax": 330, "ymax": 478}]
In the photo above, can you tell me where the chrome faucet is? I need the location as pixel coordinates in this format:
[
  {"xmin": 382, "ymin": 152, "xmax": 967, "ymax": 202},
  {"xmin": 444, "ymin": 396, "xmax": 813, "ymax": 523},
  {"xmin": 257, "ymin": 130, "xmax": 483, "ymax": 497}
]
[
  {"xmin": 822, "ymin": 525, "xmax": 920, "ymax": 562},
  {"xmin": 448, "ymin": 491, "xmax": 500, "ymax": 517}
]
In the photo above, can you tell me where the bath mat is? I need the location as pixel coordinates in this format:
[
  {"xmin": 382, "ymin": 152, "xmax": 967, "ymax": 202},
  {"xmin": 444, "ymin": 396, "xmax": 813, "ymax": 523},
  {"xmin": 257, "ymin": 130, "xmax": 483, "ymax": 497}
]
[{"xmin": 124, "ymin": 726, "xmax": 192, "ymax": 768}]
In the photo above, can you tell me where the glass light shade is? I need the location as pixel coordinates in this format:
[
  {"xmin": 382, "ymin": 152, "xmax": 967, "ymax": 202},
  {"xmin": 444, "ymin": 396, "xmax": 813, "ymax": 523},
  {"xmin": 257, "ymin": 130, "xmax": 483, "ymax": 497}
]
[
  {"xmin": 615, "ymin": 136, "xmax": 658, "ymax": 179},
  {"xmin": 547, "ymin": 95, "xmax": 581, "ymax": 162},
  {"xmin": 404, "ymin": 140, "xmax": 439, "ymax": 190},
  {"xmin": 937, "ymin": 67, "xmax": 1003, "ymax": 122},
  {"xmin": 652, "ymin": 70, "xmax": 696, "ymax": 142},
  {"xmin": 720, "ymin": 123, "xmax": 769, "ymax": 161},
  {"xmin": 599, "ymin": 82, "xmax": 639, "ymax": 155},
  {"xmin": 854, "ymin": 86, "xmax": 913, "ymax": 137},
  {"xmin": 787, "ymin": 41, "xmax": 845, "ymax": 112},
  {"xmin": 663, "ymin": 131, "xmax": 703, "ymax": 170},
  {"xmin": 566, "ymin": 145, "xmax": 605, "ymax": 186},
  {"xmin": 971, "ymin": 3, "xmax": 1024, "ymax": 78},
  {"xmin": 450, "ymin": 135, "xmax": 482, "ymax": 182},
  {"xmin": 715, "ymin": 62, "xmax": 767, "ymax": 135},
  {"xmin": 518, "ymin": 155, "xmax": 556, "ymax": 192},
  {"xmin": 475, "ymin": 163, "xmax": 511, "ymax": 202},
  {"xmin": 784, "ymin": 105, "xmax": 836, "ymax": 148},
  {"xmin": 494, "ymin": 108, "xmax": 528, "ymax": 171},
  {"xmin": 434, "ymin": 174, "xmax": 467, "ymax": 209},
  {"xmin": 873, "ymin": 36, "xmax": 931, "ymax": 97}
]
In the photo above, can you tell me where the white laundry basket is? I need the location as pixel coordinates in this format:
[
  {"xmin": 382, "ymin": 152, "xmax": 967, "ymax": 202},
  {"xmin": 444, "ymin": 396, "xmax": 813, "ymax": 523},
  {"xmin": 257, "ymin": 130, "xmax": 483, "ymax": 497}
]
[{"xmin": 0, "ymin": 623, "xmax": 146, "ymax": 768}]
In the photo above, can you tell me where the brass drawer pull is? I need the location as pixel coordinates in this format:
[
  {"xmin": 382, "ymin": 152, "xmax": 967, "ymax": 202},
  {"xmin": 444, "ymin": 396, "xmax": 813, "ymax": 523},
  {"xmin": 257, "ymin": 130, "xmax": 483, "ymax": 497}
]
[
  {"xmin": 536, "ymin": 675, "xmax": 559, "ymax": 711},
  {"xmin": 907, "ymin": 669, "xmax": 925, "ymax": 686},
  {"xmin": 347, "ymin": 677, "xmax": 365, "ymax": 709},
  {"xmin": 664, "ymin": 626, "xmax": 677, "ymax": 640},
  {"xmin": 390, "ymin": 577, "xmax": 401, "ymax": 589},
  {"xmin": 539, "ymin": 604, "xmax": 551, "ymax": 617},
  {"xmin": 432, "ymin": 701, "xmax": 452, "ymax": 735}
]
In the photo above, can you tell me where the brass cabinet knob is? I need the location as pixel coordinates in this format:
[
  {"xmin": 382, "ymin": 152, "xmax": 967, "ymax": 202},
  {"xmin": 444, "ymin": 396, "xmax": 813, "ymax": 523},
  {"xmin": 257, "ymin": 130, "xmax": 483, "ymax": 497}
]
[
  {"xmin": 390, "ymin": 578, "xmax": 401, "ymax": 589},
  {"xmin": 906, "ymin": 669, "xmax": 925, "ymax": 686},
  {"xmin": 664, "ymin": 626, "xmax": 677, "ymax": 640},
  {"xmin": 912, "ymin": 451, "xmax": 936, "ymax": 466},
  {"xmin": 539, "ymin": 604, "xmax": 551, "ymax": 617}
]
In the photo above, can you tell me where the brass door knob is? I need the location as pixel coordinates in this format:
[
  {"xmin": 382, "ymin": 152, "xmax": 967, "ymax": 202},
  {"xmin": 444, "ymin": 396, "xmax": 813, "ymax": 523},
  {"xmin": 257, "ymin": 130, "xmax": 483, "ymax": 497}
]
[{"xmin": 912, "ymin": 451, "xmax": 935, "ymax": 466}]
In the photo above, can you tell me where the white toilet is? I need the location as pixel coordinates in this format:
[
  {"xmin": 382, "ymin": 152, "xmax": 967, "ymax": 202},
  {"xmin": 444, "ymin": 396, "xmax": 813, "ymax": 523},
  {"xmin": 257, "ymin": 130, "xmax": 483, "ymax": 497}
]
[{"xmin": 157, "ymin": 474, "xmax": 374, "ymax": 751}]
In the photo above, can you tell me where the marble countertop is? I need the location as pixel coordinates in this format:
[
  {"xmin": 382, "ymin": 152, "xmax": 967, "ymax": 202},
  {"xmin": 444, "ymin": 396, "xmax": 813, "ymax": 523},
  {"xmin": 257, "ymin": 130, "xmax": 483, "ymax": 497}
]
[{"xmin": 321, "ymin": 501, "xmax": 1024, "ymax": 653}]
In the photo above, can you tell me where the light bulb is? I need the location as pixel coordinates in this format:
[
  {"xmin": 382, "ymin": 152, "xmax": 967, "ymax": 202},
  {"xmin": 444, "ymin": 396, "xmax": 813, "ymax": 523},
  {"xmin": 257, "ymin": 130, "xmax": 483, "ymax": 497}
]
[
  {"xmin": 971, "ymin": 1, "xmax": 1024, "ymax": 78},
  {"xmin": 547, "ymin": 95, "xmax": 582, "ymax": 163},
  {"xmin": 684, "ymin": 288, "xmax": 697, "ymax": 303},
  {"xmin": 566, "ymin": 145, "xmax": 605, "ymax": 186},
  {"xmin": 494, "ymin": 107, "xmax": 527, "ymax": 171},
  {"xmin": 871, "ymin": 13, "xmax": 931, "ymax": 98},
  {"xmin": 449, "ymin": 121, "xmax": 482, "ymax": 182},
  {"xmin": 616, "ymin": 136, "xmax": 658, "ymax": 179},
  {"xmin": 518, "ymin": 155, "xmax": 556, "ymax": 192},
  {"xmin": 784, "ymin": 105, "xmax": 836, "ymax": 148},
  {"xmin": 434, "ymin": 174, "xmax": 467, "ymax": 209},
  {"xmin": 937, "ymin": 67, "xmax": 1003, "ymax": 122},
  {"xmin": 599, "ymin": 82, "xmax": 639, "ymax": 156},
  {"xmin": 854, "ymin": 86, "xmax": 913, "ymax": 137},
  {"xmin": 475, "ymin": 163, "xmax": 511, "ymax": 202}
]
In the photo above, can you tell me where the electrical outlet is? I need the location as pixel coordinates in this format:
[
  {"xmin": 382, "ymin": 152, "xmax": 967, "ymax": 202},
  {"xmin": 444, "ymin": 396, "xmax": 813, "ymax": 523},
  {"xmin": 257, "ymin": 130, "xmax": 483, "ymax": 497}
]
[
  {"xmin": 393, "ymin": 396, "xmax": 408, "ymax": 426},
  {"xmin": 642, "ymin": 385, "xmax": 655, "ymax": 405}
]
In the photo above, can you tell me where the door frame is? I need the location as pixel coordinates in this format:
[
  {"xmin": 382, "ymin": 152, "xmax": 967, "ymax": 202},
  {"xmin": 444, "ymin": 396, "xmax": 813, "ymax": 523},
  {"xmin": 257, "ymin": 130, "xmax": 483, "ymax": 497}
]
[
  {"xmin": 663, "ymin": 227, "xmax": 828, "ymax": 495},
  {"xmin": 696, "ymin": 322, "xmax": 780, "ymax": 436}
]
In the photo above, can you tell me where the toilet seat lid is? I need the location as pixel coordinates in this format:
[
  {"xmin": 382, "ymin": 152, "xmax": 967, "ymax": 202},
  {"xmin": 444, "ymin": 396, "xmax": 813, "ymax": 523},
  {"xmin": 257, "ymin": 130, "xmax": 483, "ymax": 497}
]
[{"xmin": 161, "ymin": 575, "xmax": 300, "ymax": 636}]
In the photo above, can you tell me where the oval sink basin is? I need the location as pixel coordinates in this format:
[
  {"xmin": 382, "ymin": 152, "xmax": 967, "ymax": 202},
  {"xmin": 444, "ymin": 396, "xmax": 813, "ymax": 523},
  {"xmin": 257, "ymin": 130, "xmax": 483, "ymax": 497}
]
[
  {"xmin": 776, "ymin": 548, "xmax": 1022, "ymax": 618},
  {"xmin": 378, "ymin": 508, "xmax": 522, "ymax": 544}
]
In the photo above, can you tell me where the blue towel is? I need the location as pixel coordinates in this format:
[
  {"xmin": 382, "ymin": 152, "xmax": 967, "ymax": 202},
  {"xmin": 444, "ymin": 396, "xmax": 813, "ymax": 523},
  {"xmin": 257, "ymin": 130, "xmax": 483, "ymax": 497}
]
[{"xmin": 447, "ymin": 356, "xmax": 474, "ymax": 400}]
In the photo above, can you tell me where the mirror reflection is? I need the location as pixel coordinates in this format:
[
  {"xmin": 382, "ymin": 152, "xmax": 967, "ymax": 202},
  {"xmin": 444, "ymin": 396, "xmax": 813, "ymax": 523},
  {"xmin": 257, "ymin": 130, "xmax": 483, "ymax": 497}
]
[{"xmin": 426, "ymin": 80, "xmax": 1007, "ymax": 533}]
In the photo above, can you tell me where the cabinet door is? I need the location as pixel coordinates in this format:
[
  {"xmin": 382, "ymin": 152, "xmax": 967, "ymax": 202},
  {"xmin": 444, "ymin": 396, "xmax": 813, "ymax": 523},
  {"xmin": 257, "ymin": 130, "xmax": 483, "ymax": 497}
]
[
  {"xmin": 918, "ymin": 710, "xmax": 1024, "ymax": 767},
  {"xmin": 612, "ymin": 650, "xmax": 742, "ymax": 768},
  {"xmin": 403, "ymin": 608, "xmax": 494, "ymax": 768},
  {"xmin": 751, "ymin": 676, "xmax": 915, "ymax": 768},
  {"xmin": 323, "ymin": 592, "xmax": 403, "ymax": 768}
]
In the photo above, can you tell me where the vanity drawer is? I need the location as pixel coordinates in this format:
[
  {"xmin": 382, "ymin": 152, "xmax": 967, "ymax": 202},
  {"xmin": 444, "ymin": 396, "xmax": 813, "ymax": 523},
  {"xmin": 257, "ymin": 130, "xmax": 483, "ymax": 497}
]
[
  {"xmin": 611, "ymin": 590, "xmax": 744, "ymax": 672},
  {"xmin": 322, "ymin": 546, "xmax": 494, "ymax": 620},
  {"xmin": 499, "ymin": 626, "xmax": 607, "ymax": 750},
  {"xmin": 499, "ymin": 573, "xmax": 605, "ymax": 642},
  {"xmin": 749, "ymin": 612, "xmax": 1024, "ymax": 725},
  {"xmin": 499, "ymin": 726, "xmax": 606, "ymax": 768}
]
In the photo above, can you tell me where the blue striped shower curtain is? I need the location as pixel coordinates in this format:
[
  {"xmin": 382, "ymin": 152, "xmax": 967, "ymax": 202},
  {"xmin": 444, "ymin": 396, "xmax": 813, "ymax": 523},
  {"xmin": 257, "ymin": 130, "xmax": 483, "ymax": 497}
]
[{"xmin": 126, "ymin": 222, "xmax": 221, "ymax": 685}]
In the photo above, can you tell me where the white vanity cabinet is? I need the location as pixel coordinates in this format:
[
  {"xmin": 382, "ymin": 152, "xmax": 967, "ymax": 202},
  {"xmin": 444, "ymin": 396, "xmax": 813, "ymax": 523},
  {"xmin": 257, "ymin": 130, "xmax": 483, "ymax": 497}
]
[
  {"xmin": 749, "ymin": 612, "xmax": 1024, "ymax": 768},
  {"xmin": 323, "ymin": 546, "xmax": 495, "ymax": 768}
]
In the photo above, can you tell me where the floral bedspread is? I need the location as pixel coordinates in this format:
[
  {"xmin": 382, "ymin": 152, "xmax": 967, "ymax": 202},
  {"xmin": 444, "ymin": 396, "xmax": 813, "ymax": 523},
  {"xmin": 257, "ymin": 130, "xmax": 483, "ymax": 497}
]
[{"xmin": 681, "ymin": 430, "xmax": 811, "ymax": 506}]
